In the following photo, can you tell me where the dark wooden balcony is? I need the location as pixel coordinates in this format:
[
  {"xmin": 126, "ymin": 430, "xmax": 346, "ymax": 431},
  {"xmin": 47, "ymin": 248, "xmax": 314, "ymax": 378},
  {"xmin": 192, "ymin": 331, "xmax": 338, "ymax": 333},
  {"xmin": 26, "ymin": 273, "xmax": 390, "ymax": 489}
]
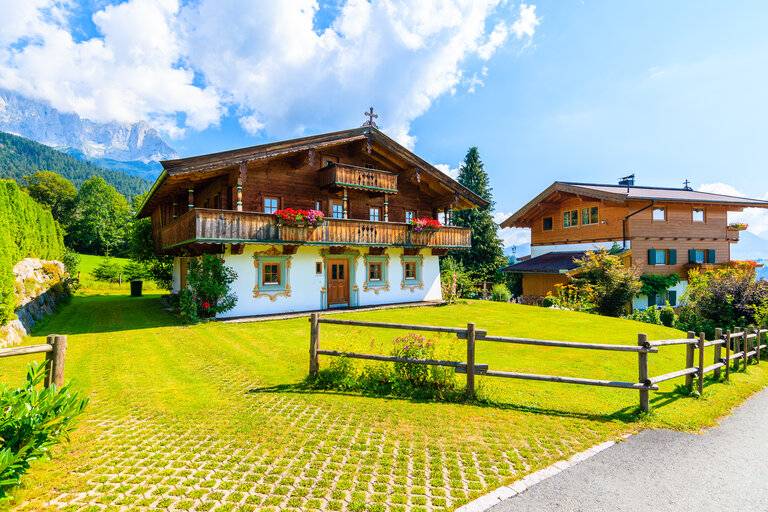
[
  {"xmin": 160, "ymin": 208, "xmax": 470, "ymax": 250},
  {"xmin": 318, "ymin": 163, "xmax": 397, "ymax": 194}
]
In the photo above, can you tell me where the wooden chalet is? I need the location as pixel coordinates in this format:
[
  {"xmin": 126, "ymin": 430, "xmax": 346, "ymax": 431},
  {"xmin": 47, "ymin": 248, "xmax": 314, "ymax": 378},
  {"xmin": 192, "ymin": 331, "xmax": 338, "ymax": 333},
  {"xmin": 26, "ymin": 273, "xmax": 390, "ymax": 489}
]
[
  {"xmin": 501, "ymin": 178, "xmax": 768, "ymax": 308},
  {"xmin": 137, "ymin": 123, "xmax": 485, "ymax": 317}
]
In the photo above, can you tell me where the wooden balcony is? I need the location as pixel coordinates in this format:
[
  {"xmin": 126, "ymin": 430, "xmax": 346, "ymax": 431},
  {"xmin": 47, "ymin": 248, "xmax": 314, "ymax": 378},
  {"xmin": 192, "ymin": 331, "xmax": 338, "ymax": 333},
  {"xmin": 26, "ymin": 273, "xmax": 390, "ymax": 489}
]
[
  {"xmin": 318, "ymin": 163, "xmax": 397, "ymax": 194},
  {"xmin": 160, "ymin": 208, "xmax": 470, "ymax": 250},
  {"xmin": 726, "ymin": 226, "xmax": 741, "ymax": 242}
]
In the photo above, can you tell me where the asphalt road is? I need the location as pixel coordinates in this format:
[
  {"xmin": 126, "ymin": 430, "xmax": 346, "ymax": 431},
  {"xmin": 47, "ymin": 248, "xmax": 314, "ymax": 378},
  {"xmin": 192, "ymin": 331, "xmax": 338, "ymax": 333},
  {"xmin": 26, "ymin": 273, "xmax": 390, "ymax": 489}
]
[{"xmin": 490, "ymin": 387, "xmax": 768, "ymax": 512}]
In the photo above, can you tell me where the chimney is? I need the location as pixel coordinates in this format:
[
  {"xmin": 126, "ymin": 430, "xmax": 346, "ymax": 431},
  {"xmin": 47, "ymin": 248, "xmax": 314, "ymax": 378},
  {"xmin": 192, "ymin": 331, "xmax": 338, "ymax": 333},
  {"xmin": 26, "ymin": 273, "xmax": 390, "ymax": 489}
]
[{"xmin": 618, "ymin": 174, "xmax": 635, "ymax": 187}]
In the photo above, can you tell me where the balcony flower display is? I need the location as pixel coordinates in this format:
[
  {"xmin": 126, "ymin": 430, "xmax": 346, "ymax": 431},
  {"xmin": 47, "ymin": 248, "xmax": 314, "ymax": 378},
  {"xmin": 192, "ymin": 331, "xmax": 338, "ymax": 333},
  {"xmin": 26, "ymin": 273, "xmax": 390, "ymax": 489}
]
[
  {"xmin": 409, "ymin": 217, "xmax": 442, "ymax": 233},
  {"xmin": 274, "ymin": 208, "xmax": 325, "ymax": 228},
  {"xmin": 728, "ymin": 222, "xmax": 749, "ymax": 231}
]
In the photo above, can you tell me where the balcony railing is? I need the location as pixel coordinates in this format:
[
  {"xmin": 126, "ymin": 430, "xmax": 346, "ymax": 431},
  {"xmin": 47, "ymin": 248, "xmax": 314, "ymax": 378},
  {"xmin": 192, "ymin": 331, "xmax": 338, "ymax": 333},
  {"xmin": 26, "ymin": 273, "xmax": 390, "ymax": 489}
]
[
  {"xmin": 318, "ymin": 163, "xmax": 398, "ymax": 193},
  {"xmin": 160, "ymin": 209, "xmax": 470, "ymax": 250},
  {"xmin": 726, "ymin": 226, "xmax": 740, "ymax": 242}
]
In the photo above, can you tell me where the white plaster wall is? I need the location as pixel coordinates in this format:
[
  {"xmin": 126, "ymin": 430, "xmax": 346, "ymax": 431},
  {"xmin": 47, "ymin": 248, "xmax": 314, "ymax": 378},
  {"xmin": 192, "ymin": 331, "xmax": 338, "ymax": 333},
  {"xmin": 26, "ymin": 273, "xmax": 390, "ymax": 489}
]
[
  {"xmin": 221, "ymin": 245, "xmax": 325, "ymax": 318},
  {"xmin": 171, "ymin": 257, "xmax": 181, "ymax": 293},
  {"xmin": 357, "ymin": 249, "xmax": 442, "ymax": 307},
  {"xmin": 632, "ymin": 279, "xmax": 688, "ymax": 311},
  {"xmin": 531, "ymin": 240, "xmax": 628, "ymax": 258}
]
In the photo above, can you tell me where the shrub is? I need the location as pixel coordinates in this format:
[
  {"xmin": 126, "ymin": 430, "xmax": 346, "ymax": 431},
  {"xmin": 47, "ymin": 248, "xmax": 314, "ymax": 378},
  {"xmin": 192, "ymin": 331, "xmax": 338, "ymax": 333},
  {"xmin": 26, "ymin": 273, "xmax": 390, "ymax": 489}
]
[
  {"xmin": 659, "ymin": 303, "xmax": 678, "ymax": 328},
  {"xmin": 626, "ymin": 306, "xmax": 663, "ymax": 325},
  {"xmin": 92, "ymin": 258, "xmax": 124, "ymax": 284},
  {"xmin": 440, "ymin": 257, "xmax": 473, "ymax": 303},
  {"xmin": 61, "ymin": 249, "xmax": 80, "ymax": 276},
  {"xmin": 179, "ymin": 255, "xmax": 238, "ymax": 322},
  {"xmin": 571, "ymin": 250, "xmax": 641, "ymax": 317},
  {"xmin": 545, "ymin": 283, "xmax": 596, "ymax": 312},
  {"xmin": 123, "ymin": 261, "xmax": 149, "ymax": 282},
  {"xmin": 640, "ymin": 273, "xmax": 680, "ymax": 299},
  {"xmin": 490, "ymin": 283, "xmax": 511, "ymax": 302},
  {"xmin": 0, "ymin": 363, "xmax": 88, "ymax": 498},
  {"xmin": 679, "ymin": 262, "xmax": 768, "ymax": 336}
]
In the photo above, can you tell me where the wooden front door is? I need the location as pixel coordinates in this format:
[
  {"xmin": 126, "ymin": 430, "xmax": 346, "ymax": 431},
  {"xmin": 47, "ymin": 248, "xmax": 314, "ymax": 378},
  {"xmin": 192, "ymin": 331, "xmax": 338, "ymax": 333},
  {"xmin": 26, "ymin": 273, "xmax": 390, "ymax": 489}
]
[{"xmin": 327, "ymin": 259, "xmax": 350, "ymax": 306}]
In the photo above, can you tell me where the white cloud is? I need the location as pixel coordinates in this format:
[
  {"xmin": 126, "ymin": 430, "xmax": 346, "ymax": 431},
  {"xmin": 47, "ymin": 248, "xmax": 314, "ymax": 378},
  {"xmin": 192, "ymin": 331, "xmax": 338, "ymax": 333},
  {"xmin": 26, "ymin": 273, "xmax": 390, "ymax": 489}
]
[
  {"xmin": 434, "ymin": 162, "xmax": 460, "ymax": 179},
  {"xmin": 0, "ymin": 0, "xmax": 539, "ymax": 142},
  {"xmin": 699, "ymin": 182, "xmax": 768, "ymax": 237},
  {"xmin": 493, "ymin": 211, "xmax": 530, "ymax": 248}
]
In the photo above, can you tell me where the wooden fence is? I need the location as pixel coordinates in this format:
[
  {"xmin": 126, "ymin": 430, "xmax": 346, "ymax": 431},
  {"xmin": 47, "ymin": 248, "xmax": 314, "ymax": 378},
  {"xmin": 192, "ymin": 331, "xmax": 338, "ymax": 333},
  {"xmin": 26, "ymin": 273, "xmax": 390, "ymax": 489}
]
[
  {"xmin": 308, "ymin": 314, "xmax": 768, "ymax": 413},
  {"xmin": 0, "ymin": 335, "xmax": 67, "ymax": 387}
]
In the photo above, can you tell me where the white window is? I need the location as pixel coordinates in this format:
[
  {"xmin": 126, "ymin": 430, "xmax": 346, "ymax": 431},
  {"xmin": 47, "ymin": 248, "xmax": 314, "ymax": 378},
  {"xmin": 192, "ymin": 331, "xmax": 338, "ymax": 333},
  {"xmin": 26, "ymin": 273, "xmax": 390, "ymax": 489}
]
[
  {"xmin": 369, "ymin": 207, "xmax": 381, "ymax": 222},
  {"xmin": 692, "ymin": 208, "xmax": 705, "ymax": 222},
  {"xmin": 264, "ymin": 197, "xmax": 279, "ymax": 214},
  {"xmin": 331, "ymin": 201, "xmax": 344, "ymax": 219},
  {"xmin": 692, "ymin": 249, "xmax": 705, "ymax": 264},
  {"xmin": 652, "ymin": 207, "xmax": 666, "ymax": 221},
  {"xmin": 405, "ymin": 210, "xmax": 416, "ymax": 223}
]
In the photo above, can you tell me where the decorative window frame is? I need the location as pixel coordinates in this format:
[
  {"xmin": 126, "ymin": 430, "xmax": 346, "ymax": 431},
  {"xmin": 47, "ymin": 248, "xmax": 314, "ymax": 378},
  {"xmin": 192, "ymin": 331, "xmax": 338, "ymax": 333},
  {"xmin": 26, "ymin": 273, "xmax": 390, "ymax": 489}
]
[
  {"xmin": 252, "ymin": 246, "xmax": 292, "ymax": 301},
  {"xmin": 363, "ymin": 254, "xmax": 390, "ymax": 293},
  {"xmin": 401, "ymin": 254, "xmax": 424, "ymax": 291}
]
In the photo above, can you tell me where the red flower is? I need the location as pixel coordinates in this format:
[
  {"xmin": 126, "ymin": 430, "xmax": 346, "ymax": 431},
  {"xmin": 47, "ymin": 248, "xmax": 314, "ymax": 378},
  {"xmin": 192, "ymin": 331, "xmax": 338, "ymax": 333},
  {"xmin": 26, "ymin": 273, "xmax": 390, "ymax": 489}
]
[{"xmin": 202, "ymin": 301, "xmax": 211, "ymax": 310}]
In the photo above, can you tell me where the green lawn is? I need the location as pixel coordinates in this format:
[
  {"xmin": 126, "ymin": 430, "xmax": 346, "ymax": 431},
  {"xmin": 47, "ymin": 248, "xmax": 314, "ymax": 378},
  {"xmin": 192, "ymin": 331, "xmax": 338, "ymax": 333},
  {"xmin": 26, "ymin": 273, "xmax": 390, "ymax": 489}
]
[
  {"xmin": 75, "ymin": 253, "xmax": 163, "ymax": 294},
  {"xmin": 2, "ymin": 292, "xmax": 767, "ymax": 511}
]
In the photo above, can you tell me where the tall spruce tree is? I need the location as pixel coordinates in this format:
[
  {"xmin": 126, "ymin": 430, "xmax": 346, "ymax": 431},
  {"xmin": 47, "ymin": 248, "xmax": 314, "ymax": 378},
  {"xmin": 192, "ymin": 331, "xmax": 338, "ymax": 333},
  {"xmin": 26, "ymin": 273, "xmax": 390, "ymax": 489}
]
[{"xmin": 450, "ymin": 147, "xmax": 505, "ymax": 281}]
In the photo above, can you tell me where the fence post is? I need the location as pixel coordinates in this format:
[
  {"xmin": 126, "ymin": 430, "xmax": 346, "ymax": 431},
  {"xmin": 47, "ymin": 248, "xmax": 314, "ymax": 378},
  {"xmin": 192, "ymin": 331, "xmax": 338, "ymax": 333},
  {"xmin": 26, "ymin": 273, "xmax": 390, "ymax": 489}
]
[
  {"xmin": 685, "ymin": 331, "xmax": 695, "ymax": 391},
  {"xmin": 309, "ymin": 313, "xmax": 320, "ymax": 378},
  {"xmin": 466, "ymin": 322, "xmax": 476, "ymax": 398},
  {"xmin": 754, "ymin": 326, "xmax": 760, "ymax": 366},
  {"xmin": 637, "ymin": 333, "xmax": 649, "ymax": 413},
  {"xmin": 44, "ymin": 334, "xmax": 56, "ymax": 387},
  {"xmin": 697, "ymin": 332, "xmax": 705, "ymax": 395},
  {"xmin": 724, "ymin": 329, "xmax": 731, "ymax": 381},
  {"xmin": 742, "ymin": 326, "xmax": 749, "ymax": 370},
  {"xmin": 46, "ymin": 335, "xmax": 66, "ymax": 388},
  {"xmin": 714, "ymin": 328, "xmax": 723, "ymax": 380}
]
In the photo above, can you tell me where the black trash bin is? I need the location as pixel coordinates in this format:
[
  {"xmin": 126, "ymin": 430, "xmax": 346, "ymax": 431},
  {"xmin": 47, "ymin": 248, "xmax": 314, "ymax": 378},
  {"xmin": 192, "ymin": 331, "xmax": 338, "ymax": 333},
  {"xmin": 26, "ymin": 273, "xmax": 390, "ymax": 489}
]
[{"xmin": 130, "ymin": 280, "xmax": 143, "ymax": 297}]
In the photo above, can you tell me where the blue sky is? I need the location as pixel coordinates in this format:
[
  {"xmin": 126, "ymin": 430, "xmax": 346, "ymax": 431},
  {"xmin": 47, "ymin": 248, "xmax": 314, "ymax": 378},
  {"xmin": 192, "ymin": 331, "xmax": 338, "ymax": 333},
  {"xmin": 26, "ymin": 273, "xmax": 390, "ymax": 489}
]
[{"xmin": 3, "ymin": 1, "xmax": 768, "ymax": 242}]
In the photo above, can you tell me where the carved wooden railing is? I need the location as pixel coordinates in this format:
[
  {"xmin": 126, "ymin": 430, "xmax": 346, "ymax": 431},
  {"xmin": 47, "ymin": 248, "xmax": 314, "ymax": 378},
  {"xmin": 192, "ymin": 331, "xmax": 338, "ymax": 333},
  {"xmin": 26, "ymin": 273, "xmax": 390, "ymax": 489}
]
[
  {"xmin": 318, "ymin": 163, "xmax": 398, "ymax": 193},
  {"xmin": 160, "ymin": 209, "xmax": 470, "ymax": 249},
  {"xmin": 726, "ymin": 227, "xmax": 740, "ymax": 242}
]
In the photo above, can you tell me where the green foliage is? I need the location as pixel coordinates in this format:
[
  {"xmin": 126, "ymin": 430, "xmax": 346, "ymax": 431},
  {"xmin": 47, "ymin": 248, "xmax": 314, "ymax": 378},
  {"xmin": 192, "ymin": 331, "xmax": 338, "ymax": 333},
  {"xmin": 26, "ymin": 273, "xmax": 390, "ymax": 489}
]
[
  {"xmin": 544, "ymin": 283, "xmax": 597, "ymax": 312},
  {"xmin": 60, "ymin": 249, "xmax": 80, "ymax": 276},
  {"xmin": 0, "ymin": 180, "xmax": 65, "ymax": 325},
  {"xmin": 128, "ymin": 216, "xmax": 173, "ymax": 290},
  {"xmin": 440, "ymin": 257, "xmax": 473, "ymax": 303},
  {"xmin": 449, "ymin": 147, "xmax": 506, "ymax": 282},
  {"xmin": 626, "ymin": 305, "xmax": 663, "ymax": 325},
  {"xmin": 310, "ymin": 334, "xmax": 460, "ymax": 401},
  {"xmin": 490, "ymin": 283, "xmax": 511, "ymax": 302},
  {"xmin": 123, "ymin": 261, "xmax": 148, "ymax": 282},
  {"xmin": 678, "ymin": 262, "xmax": 768, "ymax": 337},
  {"xmin": 92, "ymin": 258, "xmax": 124, "ymax": 283},
  {"xmin": 0, "ymin": 131, "xmax": 149, "ymax": 199},
  {"xmin": 571, "ymin": 249, "xmax": 641, "ymax": 317},
  {"xmin": 179, "ymin": 255, "xmax": 238, "ymax": 322},
  {"xmin": 0, "ymin": 362, "xmax": 88, "ymax": 499},
  {"xmin": 639, "ymin": 273, "xmax": 681, "ymax": 297},
  {"xmin": 659, "ymin": 303, "xmax": 678, "ymax": 328},
  {"xmin": 23, "ymin": 171, "xmax": 77, "ymax": 227},
  {"xmin": 67, "ymin": 176, "xmax": 132, "ymax": 256}
]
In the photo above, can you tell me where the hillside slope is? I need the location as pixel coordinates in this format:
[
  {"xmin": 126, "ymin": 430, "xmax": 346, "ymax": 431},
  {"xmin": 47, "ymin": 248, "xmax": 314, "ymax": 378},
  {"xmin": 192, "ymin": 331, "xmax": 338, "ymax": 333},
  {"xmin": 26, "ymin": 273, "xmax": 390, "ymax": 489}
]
[{"xmin": 0, "ymin": 131, "xmax": 149, "ymax": 198}]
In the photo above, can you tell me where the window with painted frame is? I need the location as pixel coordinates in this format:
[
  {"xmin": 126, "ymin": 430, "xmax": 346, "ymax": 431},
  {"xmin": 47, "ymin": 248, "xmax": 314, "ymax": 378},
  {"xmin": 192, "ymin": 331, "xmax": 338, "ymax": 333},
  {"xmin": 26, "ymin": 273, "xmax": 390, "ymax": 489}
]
[
  {"xmin": 252, "ymin": 252, "xmax": 292, "ymax": 299},
  {"xmin": 368, "ymin": 262, "xmax": 383, "ymax": 281},
  {"xmin": 369, "ymin": 207, "xmax": 381, "ymax": 222},
  {"xmin": 331, "ymin": 200, "xmax": 344, "ymax": 219},
  {"xmin": 363, "ymin": 254, "xmax": 389, "ymax": 292},
  {"xmin": 262, "ymin": 263, "xmax": 280, "ymax": 285},
  {"xmin": 401, "ymin": 255, "xmax": 423, "ymax": 290},
  {"xmin": 647, "ymin": 248, "xmax": 677, "ymax": 266}
]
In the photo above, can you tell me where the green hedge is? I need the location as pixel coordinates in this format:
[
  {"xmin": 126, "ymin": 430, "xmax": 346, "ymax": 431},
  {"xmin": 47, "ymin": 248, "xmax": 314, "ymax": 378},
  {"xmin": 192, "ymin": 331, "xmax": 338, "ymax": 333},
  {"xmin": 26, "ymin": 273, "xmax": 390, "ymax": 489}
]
[{"xmin": 0, "ymin": 180, "xmax": 64, "ymax": 325}]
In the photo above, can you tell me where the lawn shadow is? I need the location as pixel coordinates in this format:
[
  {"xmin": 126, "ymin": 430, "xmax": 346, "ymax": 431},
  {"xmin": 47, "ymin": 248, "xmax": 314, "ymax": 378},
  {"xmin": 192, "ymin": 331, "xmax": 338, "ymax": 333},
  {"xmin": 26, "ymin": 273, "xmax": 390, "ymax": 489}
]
[
  {"xmin": 29, "ymin": 293, "xmax": 181, "ymax": 336},
  {"xmin": 247, "ymin": 382, "xmax": 647, "ymax": 424}
]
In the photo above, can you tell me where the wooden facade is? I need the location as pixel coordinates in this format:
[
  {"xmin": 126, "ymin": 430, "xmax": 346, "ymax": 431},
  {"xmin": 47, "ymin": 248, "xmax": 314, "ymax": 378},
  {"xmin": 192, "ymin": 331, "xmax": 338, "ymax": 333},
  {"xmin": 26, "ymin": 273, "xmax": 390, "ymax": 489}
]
[
  {"xmin": 138, "ymin": 127, "xmax": 485, "ymax": 253},
  {"xmin": 502, "ymin": 181, "xmax": 768, "ymax": 299}
]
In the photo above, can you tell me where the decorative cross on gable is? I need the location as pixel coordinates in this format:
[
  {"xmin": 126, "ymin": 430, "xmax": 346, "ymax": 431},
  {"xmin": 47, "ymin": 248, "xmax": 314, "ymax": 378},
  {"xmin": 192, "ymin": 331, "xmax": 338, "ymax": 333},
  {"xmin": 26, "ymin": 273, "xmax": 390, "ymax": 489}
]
[
  {"xmin": 683, "ymin": 179, "xmax": 692, "ymax": 191},
  {"xmin": 362, "ymin": 107, "xmax": 378, "ymax": 128}
]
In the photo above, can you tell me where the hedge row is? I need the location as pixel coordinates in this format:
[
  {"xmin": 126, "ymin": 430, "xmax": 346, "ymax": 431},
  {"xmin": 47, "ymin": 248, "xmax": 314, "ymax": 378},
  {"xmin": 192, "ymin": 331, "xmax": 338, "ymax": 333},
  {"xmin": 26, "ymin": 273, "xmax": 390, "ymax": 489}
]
[{"xmin": 0, "ymin": 180, "xmax": 64, "ymax": 325}]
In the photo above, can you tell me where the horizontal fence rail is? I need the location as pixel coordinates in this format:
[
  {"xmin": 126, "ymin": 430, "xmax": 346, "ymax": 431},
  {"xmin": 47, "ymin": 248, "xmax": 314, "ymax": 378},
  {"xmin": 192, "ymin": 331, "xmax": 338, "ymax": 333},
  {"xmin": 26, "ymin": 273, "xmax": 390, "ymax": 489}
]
[
  {"xmin": 308, "ymin": 314, "xmax": 768, "ymax": 414},
  {"xmin": 0, "ymin": 335, "xmax": 67, "ymax": 387}
]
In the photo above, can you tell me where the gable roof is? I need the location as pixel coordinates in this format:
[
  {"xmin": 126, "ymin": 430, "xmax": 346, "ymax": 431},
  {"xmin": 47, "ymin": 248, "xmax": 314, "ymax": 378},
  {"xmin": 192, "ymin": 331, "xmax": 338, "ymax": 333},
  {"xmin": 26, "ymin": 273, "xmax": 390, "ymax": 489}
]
[
  {"xmin": 500, "ymin": 181, "xmax": 768, "ymax": 228},
  {"xmin": 137, "ymin": 126, "xmax": 487, "ymax": 217},
  {"xmin": 502, "ymin": 251, "xmax": 586, "ymax": 274}
]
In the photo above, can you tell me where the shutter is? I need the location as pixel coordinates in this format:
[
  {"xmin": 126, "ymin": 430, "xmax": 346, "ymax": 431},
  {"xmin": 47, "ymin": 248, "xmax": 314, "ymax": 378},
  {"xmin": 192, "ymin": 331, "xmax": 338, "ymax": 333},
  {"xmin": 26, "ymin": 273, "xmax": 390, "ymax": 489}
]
[
  {"xmin": 668, "ymin": 290, "xmax": 677, "ymax": 306},
  {"xmin": 647, "ymin": 249, "xmax": 656, "ymax": 265},
  {"xmin": 648, "ymin": 294, "xmax": 656, "ymax": 307},
  {"xmin": 707, "ymin": 249, "xmax": 717, "ymax": 264},
  {"xmin": 668, "ymin": 249, "xmax": 677, "ymax": 265},
  {"xmin": 688, "ymin": 249, "xmax": 696, "ymax": 263}
]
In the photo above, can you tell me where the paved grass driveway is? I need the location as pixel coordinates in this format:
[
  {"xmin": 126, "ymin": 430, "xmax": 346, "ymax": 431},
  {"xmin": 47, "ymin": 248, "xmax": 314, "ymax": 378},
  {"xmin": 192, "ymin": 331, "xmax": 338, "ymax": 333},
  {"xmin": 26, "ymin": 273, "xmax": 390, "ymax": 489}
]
[{"xmin": 2, "ymin": 295, "xmax": 767, "ymax": 511}]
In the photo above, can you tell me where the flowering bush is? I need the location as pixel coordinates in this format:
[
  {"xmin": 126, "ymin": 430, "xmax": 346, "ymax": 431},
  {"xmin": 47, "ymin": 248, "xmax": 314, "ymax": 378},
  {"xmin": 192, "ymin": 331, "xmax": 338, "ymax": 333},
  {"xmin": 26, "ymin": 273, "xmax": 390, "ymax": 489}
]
[
  {"xmin": 274, "ymin": 208, "xmax": 325, "ymax": 228},
  {"xmin": 728, "ymin": 222, "xmax": 749, "ymax": 231},
  {"xmin": 543, "ymin": 283, "xmax": 597, "ymax": 312},
  {"xmin": 409, "ymin": 217, "xmax": 441, "ymax": 233},
  {"xmin": 178, "ymin": 255, "xmax": 238, "ymax": 323}
]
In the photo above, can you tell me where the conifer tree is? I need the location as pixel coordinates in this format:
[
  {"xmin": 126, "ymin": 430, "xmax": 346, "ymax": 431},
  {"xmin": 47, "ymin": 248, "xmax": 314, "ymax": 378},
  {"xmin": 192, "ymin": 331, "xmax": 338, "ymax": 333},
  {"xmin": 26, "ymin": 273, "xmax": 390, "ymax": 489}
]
[{"xmin": 450, "ymin": 147, "xmax": 505, "ymax": 281}]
